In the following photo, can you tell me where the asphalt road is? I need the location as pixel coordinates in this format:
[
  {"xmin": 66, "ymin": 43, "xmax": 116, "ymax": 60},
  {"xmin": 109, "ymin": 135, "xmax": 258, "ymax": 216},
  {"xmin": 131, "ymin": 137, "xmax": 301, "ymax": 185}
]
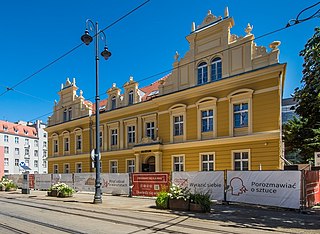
[{"xmin": 0, "ymin": 191, "xmax": 319, "ymax": 234}]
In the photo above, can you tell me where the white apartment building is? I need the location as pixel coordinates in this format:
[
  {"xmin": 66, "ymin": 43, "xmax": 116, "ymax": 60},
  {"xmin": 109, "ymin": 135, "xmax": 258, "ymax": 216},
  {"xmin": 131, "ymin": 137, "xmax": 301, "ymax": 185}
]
[{"xmin": 0, "ymin": 120, "xmax": 48, "ymax": 176}]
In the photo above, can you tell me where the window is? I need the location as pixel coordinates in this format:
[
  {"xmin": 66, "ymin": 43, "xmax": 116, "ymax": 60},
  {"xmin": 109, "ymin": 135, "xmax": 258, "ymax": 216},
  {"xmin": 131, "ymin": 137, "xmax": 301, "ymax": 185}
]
[
  {"xmin": 234, "ymin": 103, "xmax": 248, "ymax": 128},
  {"xmin": 76, "ymin": 135, "xmax": 82, "ymax": 150},
  {"xmin": 25, "ymin": 159, "xmax": 30, "ymax": 165},
  {"xmin": 127, "ymin": 159, "xmax": 135, "ymax": 173},
  {"xmin": 15, "ymin": 137, "xmax": 19, "ymax": 144},
  {"xmin": 43, "ymin": 133, "xmax": 47, "ymax": 138},
  {"xmin": 53, "ymin": 140, "xmax": 58, "ymax": 153},
  {"xmin": 127, "ymin": 126, "xmax": 135, "ymax": 144},
  {"xmin": 197, "ymin": 62, "xmax": 208, "ymax": 85},
  {"xmin": 111, "ymin": 96, "xmax": 116, "ymax": 110},
  {"xmin": 34, "ymin": 150, "xmax": 38, "ymax": 157},
  {"xmin": 25, "ymin": 139, "xmax": 29, "ymax": 146},
  {"xmin": 14, "ymin": 127, "xmax": 18, "ymax": 133},
  {"xmin": 24, "ymin": 129, "xmax": 28, "ymax": 135},
  {"xmin": 64, "ymin": 138, "xmax": 69, "ymax": 152},
  {"xmin": 128, "ymin": 90, "xmax": 134, "ymax": 105},
  {"xmin": 201, "ymin": 110, "xmax": 213, "ymax": 132},
  {"xmin": 43, "ymin": 150, "xmax": 47, "ymax": 158},
  {"xmin": 15, "ymin": 159, "xmax": 19, "ymax": 166},
  {"xmin": 34, "ymin": 140, "xmax": 38, "ymax": 147},
  {"xmin": 172, "ymin": 155, "xmax": 184, "ymax": 172},
  {"xmin": 99, "ymin": 131, "xmax": 103, "ymax": 148},
  {"xmin": 211, "ymin": 57, "xmax": 222, "ymax": 81},
  {"xmin": 4, "ymin": 135, "xmax": 8, "ymax": 142},
  {"xmin": 3, "ymin": 126, "xmax": 8, "ymax": 131},
  {"xmin": 173, "ymin": 115, "xmax": 184, "ymax": 136},
  {"xmin": 64, "ymin": 164, "xmax": 70, "ymax": 173},
  {"xmin": 4, "ymin": 158, "xmax": 9, "ymax": 166},
  {"xmin": 25, "ymin": 148, "xmax": 29, "ymax": 155},
  {"xmin": 111, "ymin": 129, "xmax": 118, "ymax": 146},
  {"xmin": 110, "ymin": 160, "xmax": 118, "ymax": 173},
  {"xmin": 68, "ymin": 107, "xmax": 72, "ymax": 120},
  {"xmin": 43, "ymin": 161, "xmax": 47, "ymax": 168},
  {"xmin": 201, "ymin": 153, "xmax": 214, "ymax": 171},
  {"xmin": 63, "ymin": 109, "xmax": 67, "ymax": 121},
  {"xmin": 43, "ymin": 141, "xmax": 47, "ymax": 148},
  {"xmin": 53, "ymin": 164, "xmax": 58, "ymax": 174},
  {"xmin": 76, "ymin": 163, "xmax": 82, "ymax": 173},
  {"xmin": 233, "ymin": 151, "xmax": 249, "ymax": 171},
  {"xmin": 146, "ymin": 122, "xmax": 155, "ymax": 140},
  {"xmin": 4, "ymin": 146, "xmax": 9, "ymax": 154},
  {"xmin": 15, "ymin": 148, "xmax": 19, "ymax": 155},
  {"xmin": 34, "ymin": 160, "xmax": 38, "ymax": 168}
]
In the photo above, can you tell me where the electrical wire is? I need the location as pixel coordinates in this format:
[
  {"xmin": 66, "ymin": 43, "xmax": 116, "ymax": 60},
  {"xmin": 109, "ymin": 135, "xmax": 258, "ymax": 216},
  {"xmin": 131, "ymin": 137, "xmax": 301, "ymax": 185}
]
[
  {"xmin": 0, "ymin": 0, "xmax": 151, "ymax": 98},
  {"xmin": 4, "ymin": 2, "xmax": 319, "ymax": 124}
]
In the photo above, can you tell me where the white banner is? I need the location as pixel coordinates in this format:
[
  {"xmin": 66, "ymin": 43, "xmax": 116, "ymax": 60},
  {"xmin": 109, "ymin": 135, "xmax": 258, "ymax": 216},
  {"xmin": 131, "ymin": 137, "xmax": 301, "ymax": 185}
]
[
  {"xmin": 52, "ymin": 174, "xmax": 73, "ymax": 188},
  {"xmin": 7, "ymin": 174, "xmax": 23, "ymax": 188},
  {"xmin": 74, "ymin": 173, "xmax": 96, "ymax": 192},
  {"xmin": 172, "ymin": 171, "xmax": 224, "ymax": 201},
  {"xmin": 226, "ymin": 171, "xmax": 301, "ymax": 209},
  {"xmin": 101, "ymin": 173, "xmax": 130, "ymax": 195},
  {"xmin": 34, "ymin": 174, "xmax": 51, "ymax": 190}
]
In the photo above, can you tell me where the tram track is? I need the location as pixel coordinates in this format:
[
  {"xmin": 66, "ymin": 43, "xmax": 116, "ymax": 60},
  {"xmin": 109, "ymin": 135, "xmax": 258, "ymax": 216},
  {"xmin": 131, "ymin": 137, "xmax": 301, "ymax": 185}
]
[
  {"xmin": 0, "ymin": 222, "xmax": 30, "ymax": 234},
  {"xmin": 0, "ymin": 197, "xmax": 243, "ymax": 234}
]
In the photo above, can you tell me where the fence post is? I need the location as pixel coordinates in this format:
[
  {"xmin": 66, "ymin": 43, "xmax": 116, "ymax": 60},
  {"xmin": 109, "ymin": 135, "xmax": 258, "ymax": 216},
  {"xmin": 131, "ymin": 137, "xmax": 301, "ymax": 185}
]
[
  {"xmin": 300, "ymin": 170, "xmax": 307, "ymax": 211},
  {"xmin": 223, "ymin": 169, "xmax": 229, "ymax": 205}
]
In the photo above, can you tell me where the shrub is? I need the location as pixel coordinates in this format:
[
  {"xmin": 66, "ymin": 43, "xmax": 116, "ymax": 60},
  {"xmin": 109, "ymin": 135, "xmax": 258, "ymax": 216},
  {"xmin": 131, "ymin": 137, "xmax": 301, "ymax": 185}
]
[
  {"xmin": 0, "ymin": 177, "xmax": 17, "ymax": 191},
  {"xmin": 190, "ymin": 192, "xmax": 212, "ymax": 212},
  {"xmin": 156, "ymin": 191, "xmax": 169, "ymax": 209},
  {"xmin": 168, "ymin": 184, "xmax": 190, "ymax": 201},
  {"xmin": 49, "ymin": 183, "xmax": 75, "ymax": 197}
]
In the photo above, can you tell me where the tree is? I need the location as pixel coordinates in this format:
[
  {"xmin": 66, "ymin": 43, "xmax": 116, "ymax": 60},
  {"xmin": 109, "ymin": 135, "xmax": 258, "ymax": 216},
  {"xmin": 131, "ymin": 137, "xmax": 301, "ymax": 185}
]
[{"xmin": 283, "ymin": 27, "xmax": 320, "ymax": 163}]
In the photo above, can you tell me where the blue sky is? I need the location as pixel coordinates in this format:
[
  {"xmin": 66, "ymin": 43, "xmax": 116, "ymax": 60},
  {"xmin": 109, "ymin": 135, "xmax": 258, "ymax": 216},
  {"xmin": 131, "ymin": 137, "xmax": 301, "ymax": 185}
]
[{"xmin": 0, "ymin": 0, "xmax": 318, "ymax": 123}]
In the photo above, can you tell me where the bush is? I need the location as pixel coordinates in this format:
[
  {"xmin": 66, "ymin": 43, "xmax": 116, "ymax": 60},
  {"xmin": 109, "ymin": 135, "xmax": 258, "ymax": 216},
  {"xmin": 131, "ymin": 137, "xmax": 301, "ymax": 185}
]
[
  {"xmin": 168, "ymin": 184, "xmax": 190, "ymax": 201},
  {"xmin": 49, "ymin": 183, "xmax": 75, "ymax": 197},
  {"xmin": 156, "ymin": 191, "xmax": 169, "ymax": 209},
  {"xmin": 0, "ymin": 177, "xmax": 17, "ymax": 191},
  {"xmin": 190, "ymin": 192, "xmax": 212, "ymax": 212}
]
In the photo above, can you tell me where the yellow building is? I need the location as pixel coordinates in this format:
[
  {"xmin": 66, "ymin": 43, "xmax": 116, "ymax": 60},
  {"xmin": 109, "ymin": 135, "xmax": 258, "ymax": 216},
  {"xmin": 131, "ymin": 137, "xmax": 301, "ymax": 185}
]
[{"xmin": 46, "ymin": 9, "xmax": 286, "ymax": 174}]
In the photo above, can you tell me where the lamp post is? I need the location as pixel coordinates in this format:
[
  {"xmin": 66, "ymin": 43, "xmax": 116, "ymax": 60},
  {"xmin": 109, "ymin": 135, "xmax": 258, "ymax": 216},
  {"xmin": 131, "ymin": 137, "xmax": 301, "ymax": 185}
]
[{"xmin": 81, "ymin": 19, "xmax": 111, "ymax": 204}]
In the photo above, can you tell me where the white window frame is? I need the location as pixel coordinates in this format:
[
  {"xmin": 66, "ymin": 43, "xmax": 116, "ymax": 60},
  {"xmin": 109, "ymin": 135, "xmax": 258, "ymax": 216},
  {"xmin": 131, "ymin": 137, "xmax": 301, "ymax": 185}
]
[
  {"xmin": 110, "ymin": 160, "xmax": 118, "ymax": 173},
  {"xmin": 76, "ymin": 162, "xmax": 82, "ymax": 173},
  {"xmin": 34, "ymin": 150, "xmax": 38, "ymax": 157},
  {"xmin": 233, "ymin": 103, "xmax": 249, "ymax": 128},
  {"xmin": 196, "ymin": 97, "xmax": 217, "ymax": 139},
  {"xmin": 211, "ymin": 57, "xmax": 222, "ymax": 81},
  {"xmin": 53, "ymin": 164, "xmax": 59, "ymax": 174},
  {"xmin": 146, "ymin": 122, "xmax": 155, "ymax": 140},
  {"xmin": 64, "ymin": 137, "xmax": 70, "ymax": 153},
  {"xmin": 34, "ymin": 160, "xmax": 38, "ymax": 168},
  {"xmin": 34, "ymin": 140, "xmax": 39, "ymax": 147},
  {"xmin": 64, "ymin": 163, "xmax": 70, "ymax": 173},
  {"xmin": 126, "ymin": 159, "xmax": 135, "ymax": 173},
  {"xmin": 142, "ymin": 114, "xmax": 157, "ymax": 140},
  {"xmin": 4, "ymin": 135, "xmax": 9, "ymax": 142},
  {"xmin": 127, "ymin": 125, "xmax": 136, "ymax": 144},
  {"xmin": 197, "ymin": 62, "xmax": 208, "ymax": 85},
  {"xmin": 15, "ymin": 148, "xmax": 19, "ymax": 155},
  {"xmin": 14, "ymin": 137, "xmax": 19, "ymax": 144},
  {"xmin": 111, "ymin": 96, "xmax": 116, "ymax": 109},
  {"xmin": 128, "ymin": 90, "xmax": 134, "ymax": 105},
  {"xmin": 172, "ymin": 154, "xmax": 185, "ymax": 172},
  {"xmin": 232, "ymin": 149, "xmax": 251, "ymax": 171},
  {"xmin": 169, "ymin": 104, "xmax": 186, "ymax": 142},
  {"xmin": 4, "ymin": 158, "xmax": 9, "ymax": 166},
  {"xmin": 173, "ymin": 115, "xmax": 184, "ymax": 136},
  {"xmin": 15, "ymin": 159, "xmax": 19, "ymax": 166},
  {"xmin": 200, "ymin": 152, "xmax": 215, "ymax": 171},
  {"xmin": 52, "ymin": 133, "xmax": 59, "ymax": 155},
  {"xmin": 228, "ymin": 89, "xmax": 253, "ymax": 136},
  {"xmin": 111, "ymin": 129, "xmax": 118, "ymax": 146},
  {"xmin": 4, "ymin": 146, "xmax": 9, "ymax": 154}
]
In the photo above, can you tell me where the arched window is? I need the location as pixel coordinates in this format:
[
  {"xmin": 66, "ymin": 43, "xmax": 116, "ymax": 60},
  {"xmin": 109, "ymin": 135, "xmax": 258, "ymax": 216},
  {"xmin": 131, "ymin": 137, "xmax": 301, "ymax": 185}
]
[
  {"xmin": 63, "ymin": 109, "xmax": 67, "ymax": 122},
  {"xmin": 197, "ymin": 62, "xmax": 208, "ymax": 85},
  {"xmin": 128, "ymin": 90, "xmax": 134, "ymax": 105},
  {"xmin": 211, "ymin": 57, "xmax": 222, "ymax": 81},
  {"xmin": 111, "ymin": 96, "xmax": 116, "ymax": 110},
  {"xmin": 68, "ymin": 107, "xmax": 72, "ymax": 120}
]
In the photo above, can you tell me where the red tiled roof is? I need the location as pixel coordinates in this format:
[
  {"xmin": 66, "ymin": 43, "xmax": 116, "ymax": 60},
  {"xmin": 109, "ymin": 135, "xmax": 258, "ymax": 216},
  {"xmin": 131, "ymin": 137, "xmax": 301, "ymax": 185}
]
[{"xmin": 0, "ymin": 120, "xmax": 38, "ymax": 138}]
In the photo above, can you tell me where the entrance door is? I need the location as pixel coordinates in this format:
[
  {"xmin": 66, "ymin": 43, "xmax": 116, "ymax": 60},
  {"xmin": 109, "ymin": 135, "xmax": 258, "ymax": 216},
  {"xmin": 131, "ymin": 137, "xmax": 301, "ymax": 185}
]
[{"xmin": 142, "ymin": 156, "xmax": 155, "ymax": 172}]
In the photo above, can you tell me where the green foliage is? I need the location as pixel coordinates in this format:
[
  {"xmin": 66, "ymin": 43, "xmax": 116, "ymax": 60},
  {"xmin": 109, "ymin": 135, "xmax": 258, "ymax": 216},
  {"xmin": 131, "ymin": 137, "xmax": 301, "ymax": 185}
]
[
  {"xmin": 49, "ymin": 182, "xmax": 75, "ymax": 196},
  {"xmin": 168, "ymin": 184, "xmax": 190, "ymax": 201},
  {"xmin": 284, "ymin": 27, "xmax": 320, "ymax": 163},
  {"xmin": 0, "ymin": 177, "xmax": 17, "ymax": 191},
  {"xmin": 190, "ymin": 192, "xmax": 212, "ymax": 212},
  {"xmin": 155, "ymin": 191, "xmax": 169, "ymax": 209}
]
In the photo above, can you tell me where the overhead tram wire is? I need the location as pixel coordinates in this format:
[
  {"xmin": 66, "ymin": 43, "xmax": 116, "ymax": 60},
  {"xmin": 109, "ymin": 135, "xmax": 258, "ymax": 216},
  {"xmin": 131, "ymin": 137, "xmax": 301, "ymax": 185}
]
[
  {"xmin": 132, "ymin": 3, "xmax": 320, "ymax": 86},
  {"xmin": 21, "ymin": 3, "xmax": 320, "ymax": 123},
  {"xmin": 0, "ymin": 0, "xmax": 151, "ymax": 98}
]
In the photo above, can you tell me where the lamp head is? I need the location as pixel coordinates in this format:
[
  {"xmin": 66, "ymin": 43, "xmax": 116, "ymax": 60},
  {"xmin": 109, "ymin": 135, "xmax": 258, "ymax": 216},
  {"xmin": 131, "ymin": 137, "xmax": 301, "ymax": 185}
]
[
  {"xmin": 81, "ymin": 30, "xmax": 93, "ymax": 45},
  {"xmin": 101, "ymin": 46, "xmax": 112, "ymax": 60}
]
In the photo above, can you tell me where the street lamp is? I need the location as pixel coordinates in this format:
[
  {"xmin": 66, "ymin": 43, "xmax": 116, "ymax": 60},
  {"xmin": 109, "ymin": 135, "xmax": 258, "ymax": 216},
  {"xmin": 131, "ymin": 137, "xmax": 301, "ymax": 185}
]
[{"xmin": 81, "ymin": 19, "xmax": 111, "ymax": 204}]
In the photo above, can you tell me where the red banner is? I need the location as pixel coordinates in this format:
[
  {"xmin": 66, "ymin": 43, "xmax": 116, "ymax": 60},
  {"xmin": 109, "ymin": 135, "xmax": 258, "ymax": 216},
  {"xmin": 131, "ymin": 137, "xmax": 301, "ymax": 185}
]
[
  {"xmin": 305, "ymin": 171, "xmax": 320, "ymax": 207},
  {"xmin": 132, "ymin": 172, "xmax": 170, "ymax": 197},
  {"xmin": 29, "ymin": 174, "xmax": 35, "ymax": 189}
]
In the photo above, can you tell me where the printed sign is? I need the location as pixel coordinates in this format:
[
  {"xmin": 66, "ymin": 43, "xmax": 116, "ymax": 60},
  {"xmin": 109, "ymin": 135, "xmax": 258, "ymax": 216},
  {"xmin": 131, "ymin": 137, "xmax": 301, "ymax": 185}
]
[
  {"xmin": 74, "ymin": 173, "xmax": 96, "ymax": 192},
  {"xmin": 172, "ymin": 171, "xmax": 224, "ymax": 201},
  {"xmin": 132, "ymin": 173, "xmax": 170, "ymax": 197},
  {"xmin": 7, "ymin": 174, "xmax": 23, "ymax": 188},
  {"xmin": 34, "ymin": 174, "xmax": 52, "ymax": 190},
  {"xmin": 226, "ymin": 171, "xmax": 301, "ymax": 209},
  {"xmin": 101, "ymin": 173, "xmax": 130, "ymax": 195},
  {"xmin": 315, "ymin": 152, "xmax": 320, "ymax": 166},
  {"xmin": 29, "ymin": 174, "xmax": 35, "ymax": 189},
  {"xmin": 305, "ymin": 171, "xmax": 320, "ymax": 207}
]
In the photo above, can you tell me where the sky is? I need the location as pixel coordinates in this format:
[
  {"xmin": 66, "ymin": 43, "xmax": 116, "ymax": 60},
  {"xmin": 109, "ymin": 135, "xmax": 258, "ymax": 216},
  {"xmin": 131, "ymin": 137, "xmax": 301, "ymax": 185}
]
[{"xmin": 0, "ymin": 0, "xmax": 319, "ymax": 124}]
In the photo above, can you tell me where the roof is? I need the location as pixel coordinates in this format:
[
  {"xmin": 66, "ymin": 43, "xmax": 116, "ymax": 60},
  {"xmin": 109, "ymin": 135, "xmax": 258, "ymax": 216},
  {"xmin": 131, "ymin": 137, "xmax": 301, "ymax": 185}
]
[
  {"xmin": 0, "ymin": 120, "xmax": 38, "ymax": 138},
  {"xmin": 91, "ymin": 74, "xmax": 170, "ymax": 112}
]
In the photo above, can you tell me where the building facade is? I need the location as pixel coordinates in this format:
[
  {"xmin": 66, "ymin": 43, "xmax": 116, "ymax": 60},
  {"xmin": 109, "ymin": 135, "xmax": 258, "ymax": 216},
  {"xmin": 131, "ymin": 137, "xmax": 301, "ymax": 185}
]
[
  {"xmin": 0, "ymin": 120, "xmax": 48, "ymax": 177},
  {"xmin": 282, "ymin": 97, "xmax": 297, "ymax": 124},
  {"xmin": 46, "ymin": 9, "xmax": 286, "ymax": 174}
]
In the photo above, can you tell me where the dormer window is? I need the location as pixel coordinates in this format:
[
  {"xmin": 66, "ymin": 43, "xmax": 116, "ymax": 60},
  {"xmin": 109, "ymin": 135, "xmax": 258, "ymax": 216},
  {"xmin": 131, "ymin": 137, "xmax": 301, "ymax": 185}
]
[
  {"xmin": 128, "ymin": 90, "xmax": 134, "ymax": 105},
  {"xmin": 24, "ymin": 129, "xmax": 28, "ymax": 135},
  {"xmin": 14, "ymin": 127, "xmax": 18, "ymax": 133},
  {"xmin": 111, "ymin": 96, "xmax": 116, "ymax": 110},
  {"xmin": 3, "ymin": 126, "xmax": 8, "ymax": 132},
  {"xmin": 211, "ymin": 57, "xmax": 222, "ymax": 81},
  {"xmin": 197, "ymin": 62, "xmax": 208, "ymax": 85},
  {"xmin": 68, "ymin": 107, "xmax": 72, "ymax": 120}
]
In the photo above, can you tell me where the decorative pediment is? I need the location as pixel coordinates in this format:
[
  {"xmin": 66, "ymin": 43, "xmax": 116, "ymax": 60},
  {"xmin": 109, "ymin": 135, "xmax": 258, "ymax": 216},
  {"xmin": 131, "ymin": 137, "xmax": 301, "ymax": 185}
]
[{"xmin": 198, "ymin": 10, "xmax": 222, "ymax": 29}]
